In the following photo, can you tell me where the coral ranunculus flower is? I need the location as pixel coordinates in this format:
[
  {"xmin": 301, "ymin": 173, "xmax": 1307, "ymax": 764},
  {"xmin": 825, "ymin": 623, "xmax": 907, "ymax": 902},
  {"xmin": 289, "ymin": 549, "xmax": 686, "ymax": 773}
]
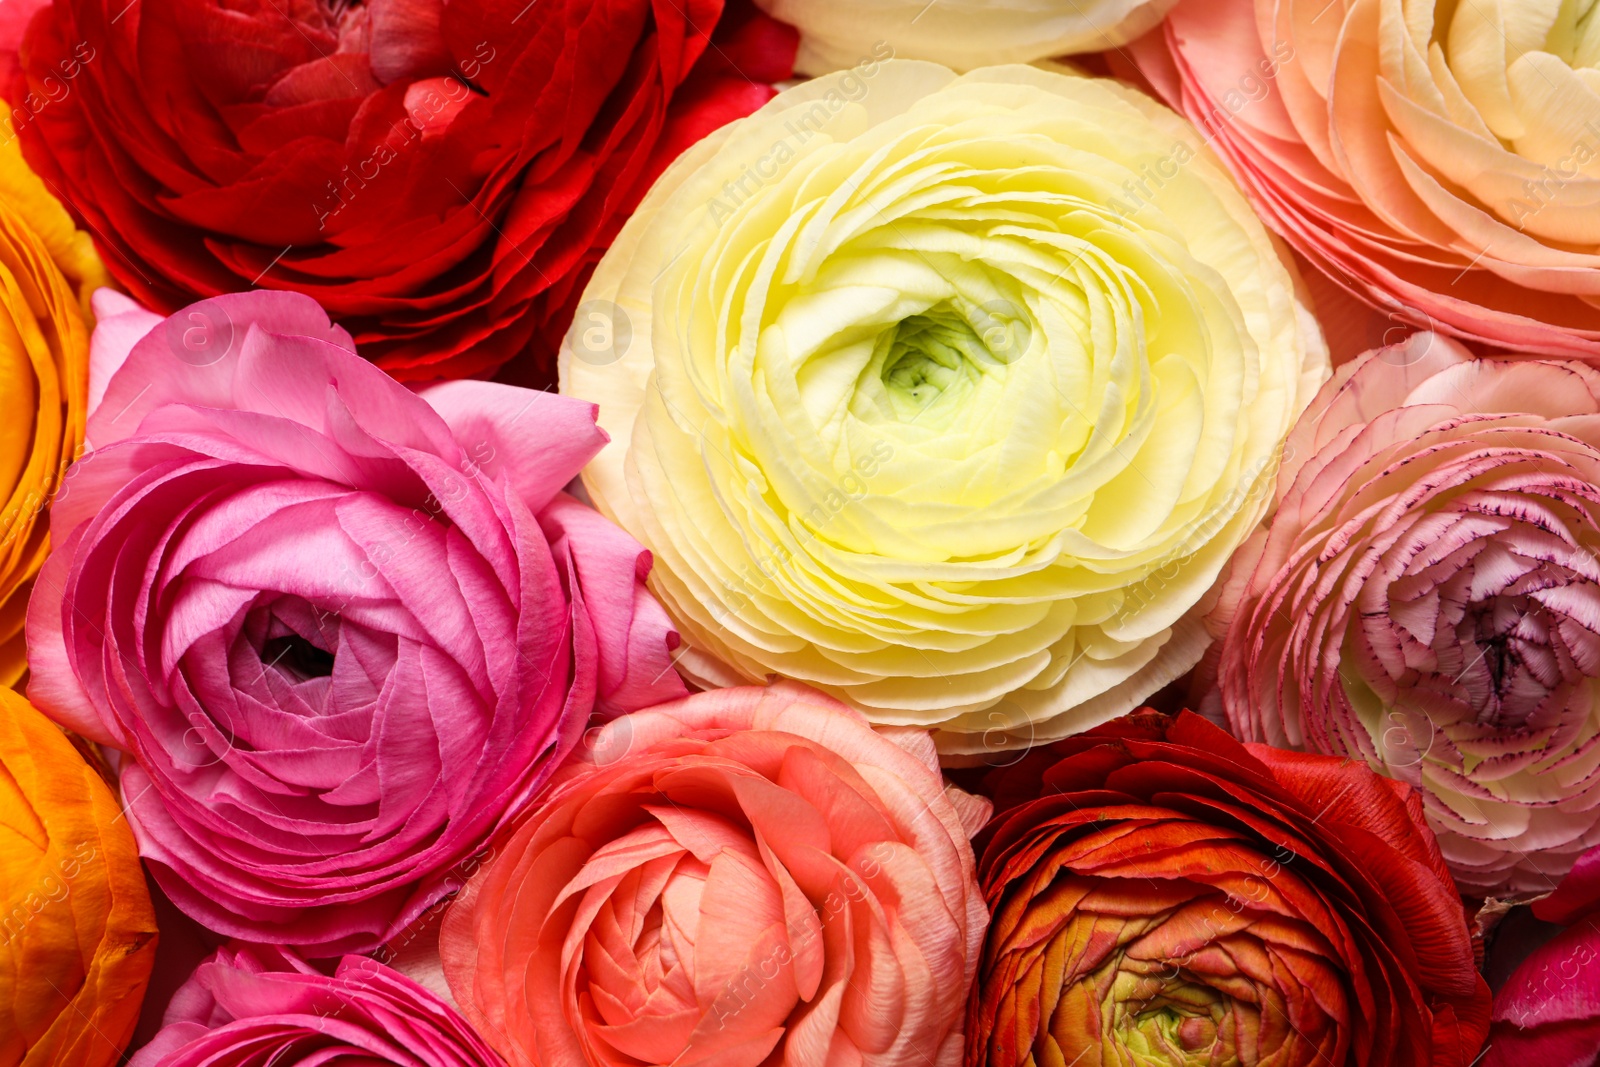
[
  {"xmin": 971, "ymin": 709, "xmax": 1490, "ymax": 1067},
  {"xmin": 562, "ymin": 61, "xmax": 1329, "ymax": 756},
  {"xmin": 440, "ymin": 681, "xmax": 990, "ymax": 1067},
  {"xmin": 1210, "ymin": 331, "xmax": 1600, "ymax": 895},
  {"xmin": 26, "ymin": 289, "xmax": 685, "ymax": 954},
  {"xmin": 0, "ymin": 686, "xmax": 157, "ymax": 1066},
  {"xmin": 6, "ymin": 0, "xmax": 796, "ymax": 385},
  {"xmin": 1130, "ymin": 0, "xmax": 1600, "ymax": 357},
  {"xmin": 0, "ymin": 102, "xmax": 108, "ymax": 687}
]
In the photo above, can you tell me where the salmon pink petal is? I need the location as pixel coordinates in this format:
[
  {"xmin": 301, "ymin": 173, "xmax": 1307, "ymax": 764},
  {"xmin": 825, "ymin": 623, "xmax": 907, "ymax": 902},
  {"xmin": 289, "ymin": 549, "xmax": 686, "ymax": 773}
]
[{"xmin": 441, "ymin": 682, "xmax": 986, "ymax": 1067}]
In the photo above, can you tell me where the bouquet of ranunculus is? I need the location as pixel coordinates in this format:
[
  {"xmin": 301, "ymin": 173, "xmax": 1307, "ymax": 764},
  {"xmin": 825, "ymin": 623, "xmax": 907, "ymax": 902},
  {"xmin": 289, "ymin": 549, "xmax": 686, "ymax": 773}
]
[{"xmin": 3, "ymin": 2, "xmax": 1595, "ymax": 1063}]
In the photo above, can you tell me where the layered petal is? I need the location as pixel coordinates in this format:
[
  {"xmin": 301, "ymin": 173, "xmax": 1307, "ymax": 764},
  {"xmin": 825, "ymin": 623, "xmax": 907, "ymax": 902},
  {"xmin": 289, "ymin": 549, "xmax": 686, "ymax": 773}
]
[
  {"xmin": 1486, "ymin": 841, "xmax": 1600, "ymax": 1067},
  {"xmin": 1211, "ymin": 332, "xmax": 1600, "ymax": 894},
  {"xmin": 127, "ymin": 943, "xmax": 498, "ymax": 1067},
  {"xmin": 26, "ymin": 290, "xmax": 683, "ymax": 953},
  {"xmin": 0, "ymin": 687, "xmax": 158, "ymax": 1066},
  {"xmin": 562, "ymin": 60, "xmax": 1329, "ymax": 756},
  {"xmin": 7, "ymin": 0, "xmax": 796, "ymax": 384},
  {"xmin": 1130, "ymin": 0, "xmax": 1600, "ymax": 357},
  {"xmin": 970, "ymin": 709, "xmax": 1490, "ymax": 1067},
  {"xmin": 440, "ymin": 680, "xmax": 988, "ymax": 1067},
  {"xmin": 0, "ymin": 99, "xmax": 107, "ymax": 686},
  {"xmin": 754, "ymin": 0, "xmax": 1175, "ymax": 74}
]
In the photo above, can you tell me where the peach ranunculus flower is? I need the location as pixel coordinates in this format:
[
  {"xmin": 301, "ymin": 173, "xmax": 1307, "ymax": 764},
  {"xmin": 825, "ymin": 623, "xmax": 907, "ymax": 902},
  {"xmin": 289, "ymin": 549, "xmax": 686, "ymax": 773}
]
[
  {"xmin": 1208, "ymin": 331, "xmax": 1600, "ymax": 895},
  {"xmin": 1130, "ymin": 0, "xmax": 1600, "ymax": 358},
  {"xmin": 0, "ymin": 101, "xmax": 110, "ymax": 686},
  {"xmin": 752, "ymin": 0, "xmax": 1175, "ymax": 74},
  {"xmin": 561, "ymin": 62, "xmax": 1328, "ymax": 756},
  {"xmin": 0, "ymin": 686, "xmax": 157, "ymax": 1064},
  {"xmin": 440, "ymin": 681, "xmax": 990, "ymax": 1067}
]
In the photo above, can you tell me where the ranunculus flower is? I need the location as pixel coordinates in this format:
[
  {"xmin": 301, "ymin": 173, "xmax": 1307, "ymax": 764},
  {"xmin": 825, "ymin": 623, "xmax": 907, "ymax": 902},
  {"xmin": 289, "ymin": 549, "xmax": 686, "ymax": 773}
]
[
  {"xmin": 0, "ymin": 686, "xmax": 157, "ymax": 1065},
  {"xmin": 128, "ymin": 943, "xmax": 499, "ymax": 1067},
  {"xmin": 972, "ymin": 708, "xmax": 1491, "ymax": 1067},
  {"xmin": 562, "ymin": 62, "xmax": 1329, "ymax": 755},
  {"xmin": 1210, "ymin": 331, "xmax": 1600, "ymax": 895},
  {"xmin": 4, "ymin": 0, "xmax": 796, "ymax": 385},
  {"xmin": 753, "ymin": 0, "xmax": 1173, "ymax": 74},
  {"xmin": 1483, "ymin": 843, "xmax": 1600, "ymax": 1067},
  {"xmin": 0, "ymin": 101, "xmax": 109, "ymax": 686},
  {"xmin": 1129, "ymin": 0, "xmax": 1600, "ymax": 357},
  {"xmin": 26, "ymin": 289, "xmax": 686, "ymax": 954},
  {"xmin": 439, "ymin": 681, "xmax": 990, "ymax": 1067}
]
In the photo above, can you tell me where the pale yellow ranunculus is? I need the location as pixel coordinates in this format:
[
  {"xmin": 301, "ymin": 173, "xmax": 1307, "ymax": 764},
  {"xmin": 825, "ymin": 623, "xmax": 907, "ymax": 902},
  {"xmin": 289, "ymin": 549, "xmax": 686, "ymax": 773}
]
[
  {"xmin": 562, "ymin": 62, "xmax": 1328, "ymax": 755},
  {"xmin": 755, "ymin": 0, "xmax": 1177, "ymax": 74}
]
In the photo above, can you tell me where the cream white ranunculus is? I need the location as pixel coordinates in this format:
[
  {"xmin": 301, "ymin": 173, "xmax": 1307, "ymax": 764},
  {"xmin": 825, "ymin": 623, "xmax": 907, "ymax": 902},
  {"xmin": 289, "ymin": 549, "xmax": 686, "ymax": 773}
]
[
  {"xmin": 755, "ymin": 0, "xmax": 1176, "ymax": 74},
  {"xmin": 561, "ymin": 61, "xmax": 1329, "ymax": 755}
]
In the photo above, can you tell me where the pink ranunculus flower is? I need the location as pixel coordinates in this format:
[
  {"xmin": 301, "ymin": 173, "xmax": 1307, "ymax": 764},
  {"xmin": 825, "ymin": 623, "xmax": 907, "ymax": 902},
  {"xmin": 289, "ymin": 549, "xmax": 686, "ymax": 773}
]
[
  {"xmin": 1484, "ymin": 844, "xmax": 1600, "ymax": 1067},
  {"xmin": 1128, "ymin": 0, "xmax": 1600, "ymax": 358},
  {"xmin": 27, "ymin": 288, "xmax": 686, "ymax": 954},
  {"xmin": 1208, "ymin": 331, "xmax": 1600, "ymax": 895},
  {"xmin": 128, "ymin": 943, "xmax": 500, "ymax": 1067},
  {"xmin": 439, "ymin": 680, "xmax": 990, "ymax": 1067}
]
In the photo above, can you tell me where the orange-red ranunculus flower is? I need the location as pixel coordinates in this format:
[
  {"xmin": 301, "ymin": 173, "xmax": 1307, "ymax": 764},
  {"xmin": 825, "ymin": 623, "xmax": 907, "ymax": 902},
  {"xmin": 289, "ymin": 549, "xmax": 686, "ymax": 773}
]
[
  {"xmin": 0, "ymin": 101, "xmax": 107, "ymax": 687},
  {"xmin": 970, "ymin": 709, "xmax": 1491, "ymax": 1067},
  {"xmin": 0, "ymin": 686, "xmax": 157, "ymax": 1065},
  {"xmin": 1130, "ymin": 0, "xmax": 1600, "ymax": 358}
]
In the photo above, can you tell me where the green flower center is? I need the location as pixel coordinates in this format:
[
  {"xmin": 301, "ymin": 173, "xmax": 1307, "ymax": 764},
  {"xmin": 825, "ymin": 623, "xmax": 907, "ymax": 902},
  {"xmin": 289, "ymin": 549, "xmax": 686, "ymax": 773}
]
[
  {"xmin": 1124, "ymin": 998, "xmax": 1223, "ymax": 1064},
  {"xmin": 875, "ymin": 300, "xmax": 1030, "ymax": 422},
  {"xmin": 1103, "ymin": 969, "xmax": 1234, "ymax": 1067}
]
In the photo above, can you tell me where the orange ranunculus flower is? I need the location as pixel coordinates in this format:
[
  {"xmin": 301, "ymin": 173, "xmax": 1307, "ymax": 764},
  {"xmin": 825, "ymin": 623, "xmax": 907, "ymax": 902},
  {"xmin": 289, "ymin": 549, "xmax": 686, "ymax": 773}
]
[
  {"xmin": 0, "ymin": 686, "xmax": 157, "ymax": 1065},
  {"xmin": 0, "ymin": 100, "xmax": 109, "ymax": 687}
]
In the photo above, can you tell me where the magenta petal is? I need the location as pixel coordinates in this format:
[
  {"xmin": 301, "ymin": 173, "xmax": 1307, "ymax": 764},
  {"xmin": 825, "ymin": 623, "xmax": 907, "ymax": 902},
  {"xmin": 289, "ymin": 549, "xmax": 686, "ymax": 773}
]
[
  {"xmin": 418, "ymin": 380, "xmax": 609, "ymax": 514},
  {"xmin": 88, "ymin": 290, "xmax": 354, "ymax": 449},
  {"xmin": 129, "ymin": 942, "xmax": 498, "ymax": 1067},
  {"xmin": 1538, "ymin": 846, "xmax": 1600, "ymax": 925},
  {"xmin": 27, "ymin": 291, "xmax": 686, "ymax": 953},
  {"xmin": 541, "ymin": 491, "xmax": 686, "ymax": 715},
  {"xmin": 24, "ymin": 525, "xmax": 121, "ymax": 746}
]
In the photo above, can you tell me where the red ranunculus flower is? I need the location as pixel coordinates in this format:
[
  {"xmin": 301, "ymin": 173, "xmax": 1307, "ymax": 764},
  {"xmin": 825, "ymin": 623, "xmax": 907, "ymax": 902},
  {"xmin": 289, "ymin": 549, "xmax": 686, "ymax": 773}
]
[
  {"xmin": 970, "ymin": 709, "xmax": 1491, "ymax": 1067},
  {"xmin": 5, "ymin": 0, "xmax": 795, "ymax": 384}
]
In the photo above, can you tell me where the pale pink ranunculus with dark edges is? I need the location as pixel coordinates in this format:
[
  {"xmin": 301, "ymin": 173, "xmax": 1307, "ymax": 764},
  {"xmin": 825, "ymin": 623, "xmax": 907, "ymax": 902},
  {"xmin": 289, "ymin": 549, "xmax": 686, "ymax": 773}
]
[
  {"xmin": 1209, "ymin": 331, "xmax": 1600, "ymax": 895},
  {"xmin": 26, "ymin": 288, "xmax": 686, "ymax": 955},
  {"xmin": 439, "ymin": 680, "xmax": 990, "ymax": 1067},
  {"xmin": 128, "ymin": 942, "xmax": 500, "ymax": 1067}
]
